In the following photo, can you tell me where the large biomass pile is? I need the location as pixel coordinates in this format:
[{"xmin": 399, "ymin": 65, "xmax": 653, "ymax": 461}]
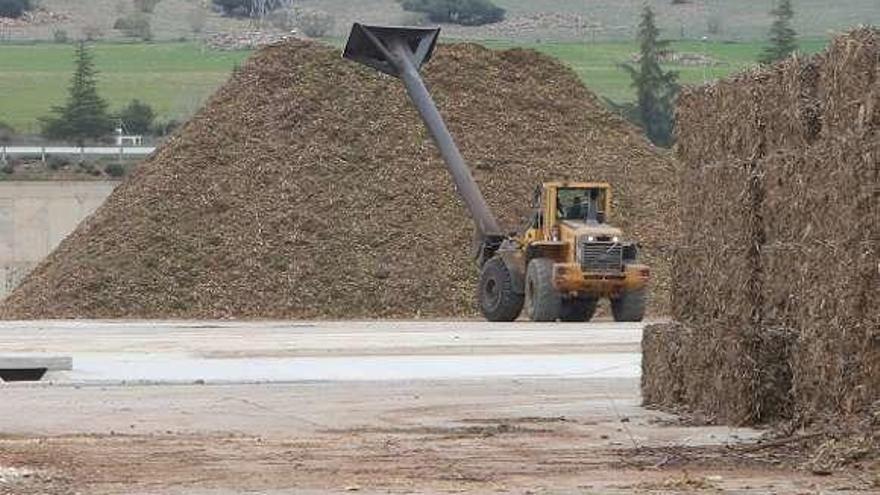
[
  {"xmin": 643, "ymin": 28, "xmax": 878, "ymax": 425},
  {"xmin": 0, "ymin": 40, "xmax": 675, "ymax": 319}
]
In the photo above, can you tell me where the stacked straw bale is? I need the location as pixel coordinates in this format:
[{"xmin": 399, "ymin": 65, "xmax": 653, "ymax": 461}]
[{"xmin": 643, "ymin": 28, "xmax": 878, "ymax": 425}]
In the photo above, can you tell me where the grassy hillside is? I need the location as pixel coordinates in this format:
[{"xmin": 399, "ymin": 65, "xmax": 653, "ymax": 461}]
[
  {"xmin": 488, "ymin": 0, "xmax": 878, "ymax": 41},
  {"xmin": 0, "ymin": 38, "xmax": 831, "ymax": 133},
  {"xmin": 1, "ymin": 0, "xmax": 252, "ymax": 42},
  {"xmin": 212, "ymin": 0, "xmax": 880, "ymax": 41},
  {"xmin": 2, "ymin": 0, "xmax": 876, "ymax": 43}
]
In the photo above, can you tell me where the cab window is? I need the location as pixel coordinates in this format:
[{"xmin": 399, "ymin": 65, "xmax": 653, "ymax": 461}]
[{"xmin": 556, "ymin": 187, "xmax": 607, "ymax": 222}]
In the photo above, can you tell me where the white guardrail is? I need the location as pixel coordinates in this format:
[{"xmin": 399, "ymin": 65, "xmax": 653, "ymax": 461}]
[{"xmin": 1, "ymin": 145, "xmax": 157, "ymax": 159}]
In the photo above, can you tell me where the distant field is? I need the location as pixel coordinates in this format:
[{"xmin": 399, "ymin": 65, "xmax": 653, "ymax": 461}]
[
  {"xmin": 0, "ymin": 43, "xmax": 248, "ymax": 133},
  {"xmin": 0, "ymin": 38, "xmax": 830, "ymax": 133},
  {"xmin": 1, "ymin": 0, "xmax": 875, "ymax": 43},
  {"xmin": 516, "ymin": 38, "xmax": 829, "ymax": 102},
  {"xmin": 0, "ymin": 0, "xmax": 868, "ymax": 133}
]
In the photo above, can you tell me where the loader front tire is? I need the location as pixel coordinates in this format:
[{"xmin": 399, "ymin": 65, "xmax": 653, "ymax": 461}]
[
  {"xmin": 560, "ymin": 296, "xmax": 598, "ymax": 322},
  {"xmin": 478, "ymin": 257, "xmax": 524, "ymax": 322},
  {"xmin": 525, "ymin": 258, "xmax": 561, "ymax": 322},
  {"xmin": 611, "ymin": 288, "xmax": 646, "ymax": 322}
]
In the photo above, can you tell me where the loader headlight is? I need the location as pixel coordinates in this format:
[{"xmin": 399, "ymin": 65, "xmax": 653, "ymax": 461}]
[
  {"xmin": 612, "ymin": 236, "xmax": 619, "ymax": 243},
  {"xmin": 586, "ymin": 236, "xmax": 595, "ymax": 242}
]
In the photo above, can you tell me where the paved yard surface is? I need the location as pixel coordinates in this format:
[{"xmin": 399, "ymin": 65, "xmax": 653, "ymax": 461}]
[{"xmin": 0, "ymin": 320, "xmax": 869, "ymax": 494}]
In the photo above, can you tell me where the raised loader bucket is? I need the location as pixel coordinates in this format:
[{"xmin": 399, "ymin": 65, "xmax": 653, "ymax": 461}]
[
  {"xmin": 342, "ymin": 23, "xmax": 440, "ymax": 77},
  {"xmin": 341, "ymin": 23, "xmax": 504, "ymax": 246}
]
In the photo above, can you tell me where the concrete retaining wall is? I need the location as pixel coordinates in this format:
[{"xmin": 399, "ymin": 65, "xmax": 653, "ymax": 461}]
[{"xmin": 0, "ymin": 181, "xmax": 118, "ymax": 299}]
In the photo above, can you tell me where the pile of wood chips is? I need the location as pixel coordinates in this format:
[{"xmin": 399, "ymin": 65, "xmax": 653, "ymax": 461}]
[{"xmin": 0, "ymin": 40, "xmax": 676, "ymax": 320}]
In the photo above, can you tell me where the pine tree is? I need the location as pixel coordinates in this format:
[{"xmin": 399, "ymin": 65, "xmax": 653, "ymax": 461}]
[
  {"xmin": 620, "ymin": 6, "xmax": 679, "ymax": 147},
  {"xmin": 40, "ymin": 42, "xmax": 114, "ymax": 146},
  {"xmin": 117, "ymin": 99, "xmax": 155, "ymax": 135},
  {"xmin": 759, "ymin": 0, "xmax": 797, "ymax": 64}
]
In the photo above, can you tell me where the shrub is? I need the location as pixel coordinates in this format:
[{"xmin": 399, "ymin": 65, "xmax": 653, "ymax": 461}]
[
  {"xmin": 0, "ymin": 121, "xmax": 14, "ymax": 144},
  {"xmin": 0, "ymin": 0, "xmax": 31, "ymax": 19},
  {"xmin": 707, "ymin": 15, "xmax": 722, "ymax": 35},
  {"xmin": 187, "ymin": 4, "xmax": 208, "ymax": 33},
  {"xmin": 151, "ymin": 119, "xmax": 180, "ymax": 137},
  {"xmin": 46, "ymin": 155, "xmax": 70, "ymax": 171},
  {"xmin": 133, "ymin": 0, "xmax": 162, "ymax": 13},
  {"xmin": 114, "ymin": 13, "xmax": 152, "ymax": 40},
  {"xmin": 399, "ymin": 0, "xmax": 505, "ymax": 26},
  {"xmin": 212, "ymin": 0, "xmax": 246, "ymax": 16},
  {"xmin": 104, "ymin": 162, "xmax": 126, "ymax": 177},
  {"xmin": 296, "ymin": 9, "xmax": 334, "ymax": 38},
  {"xmin": 269, "ymin": 7, "xmax": 295, "ymax": 31},
  {"xmin": 52, "ymin": 28, "xmax": 69, "ymax": 43},
  {"xmin": 82, "ymin": 24, "xmax": 105, "ymax": 41},
  {"xmin": 2, "ymin": 161, "xmax": 14, "ymax": 174},
  {"xmin": 212, "ymin": 0, "xmax": 283, "ymax": 18},
  {"xmin": 117, "ymin": 99, "xmax": 155, "ymax": 135},
  {"xmin": 78, "ymin": 161, "xmax": 100, "ymax": 176}
]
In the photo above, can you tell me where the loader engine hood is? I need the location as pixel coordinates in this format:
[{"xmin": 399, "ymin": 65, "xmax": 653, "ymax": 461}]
[{"xmin": 561, "ymin": 220, "xmax": 623, "ymax": 240}]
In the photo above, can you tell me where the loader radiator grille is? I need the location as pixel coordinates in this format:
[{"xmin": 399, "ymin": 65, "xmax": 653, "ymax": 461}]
[{"xmin": 580, "ymin": 241, "xmax": 623, "ymax": 272}]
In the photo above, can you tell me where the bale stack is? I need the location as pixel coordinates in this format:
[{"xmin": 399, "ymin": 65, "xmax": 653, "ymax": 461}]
[
  {"xmin": 0, "ymin": 40, "xmax": 676, "ymax": 320},
  {"xmin": 643, "ymin": 28, "xmax": 879, "ymax": 425}
]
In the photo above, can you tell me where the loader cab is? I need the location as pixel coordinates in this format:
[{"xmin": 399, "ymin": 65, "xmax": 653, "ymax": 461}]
[
  {"xmin": 542, "ymin": 182, "xmax": 612, "ymax": 232},
  {"xmin": 556, "ymin": 186, "xmax": 609, "ymax": 224},
  {"xmin": 526, "ymin": 182, "xmax": 613, "ymax": 239}
]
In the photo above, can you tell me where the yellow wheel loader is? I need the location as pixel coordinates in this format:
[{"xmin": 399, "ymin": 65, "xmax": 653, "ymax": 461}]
[{"xmin": 343, "ymin": 24, "xmax": 650, "ymax": 322}]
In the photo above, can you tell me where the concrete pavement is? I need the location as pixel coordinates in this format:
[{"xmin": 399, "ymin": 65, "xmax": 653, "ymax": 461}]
[
  {"xmin": 3, "ymin": 319, "xmax": 860, "ymax": 494},
  {"xmin": 0, "ymin": 319, "xmax": 645, "ymax": 384}
]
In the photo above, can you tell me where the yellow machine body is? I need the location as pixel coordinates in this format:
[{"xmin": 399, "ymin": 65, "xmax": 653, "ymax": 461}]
[{"xmin": 507, "ymin": 182, "xmax": 649, "ymax": 298}]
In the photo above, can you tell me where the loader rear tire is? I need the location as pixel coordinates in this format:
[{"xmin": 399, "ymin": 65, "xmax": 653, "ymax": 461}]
[
  {"xmin": 478, "ymin": 257, "xmax": 524, "ymax": 322},
  {"xmin": 560, "ymin": 296, "xmax": 598, "ymax": 322},
  {"xmin": 611, "ymin": 288, "xmax": 646, "ymax": 322},
  {"xmin": 525, "ymin": 258, "xmax": 561, "ymax": 322}
]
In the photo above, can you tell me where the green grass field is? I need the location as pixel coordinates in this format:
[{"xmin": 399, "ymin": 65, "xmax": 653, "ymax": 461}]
[
  {"xmin": 0, "ymin": 43, "xmax": 249, "ymax": 133},
  {"xmin": 519, "ymin": 38, "xmax": 829, "ymax": 102},
  {"xmin": 0, "ymin": 38, "xmax": 829, "ymax": 133}
]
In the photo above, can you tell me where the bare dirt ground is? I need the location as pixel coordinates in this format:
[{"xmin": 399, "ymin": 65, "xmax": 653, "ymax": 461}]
[{"xmin": 0, "ymin": 321, "xmax": 875, "ymax": 494}]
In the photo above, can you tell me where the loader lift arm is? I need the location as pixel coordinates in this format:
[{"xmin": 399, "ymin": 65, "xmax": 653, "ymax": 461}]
[
  {"xmin": 342, "ymin": 23, "xmax": 649, "ymax": 323},
  {"xmin": 343, "ymin": 23, "xmax": 505, "ymax": 264}
]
